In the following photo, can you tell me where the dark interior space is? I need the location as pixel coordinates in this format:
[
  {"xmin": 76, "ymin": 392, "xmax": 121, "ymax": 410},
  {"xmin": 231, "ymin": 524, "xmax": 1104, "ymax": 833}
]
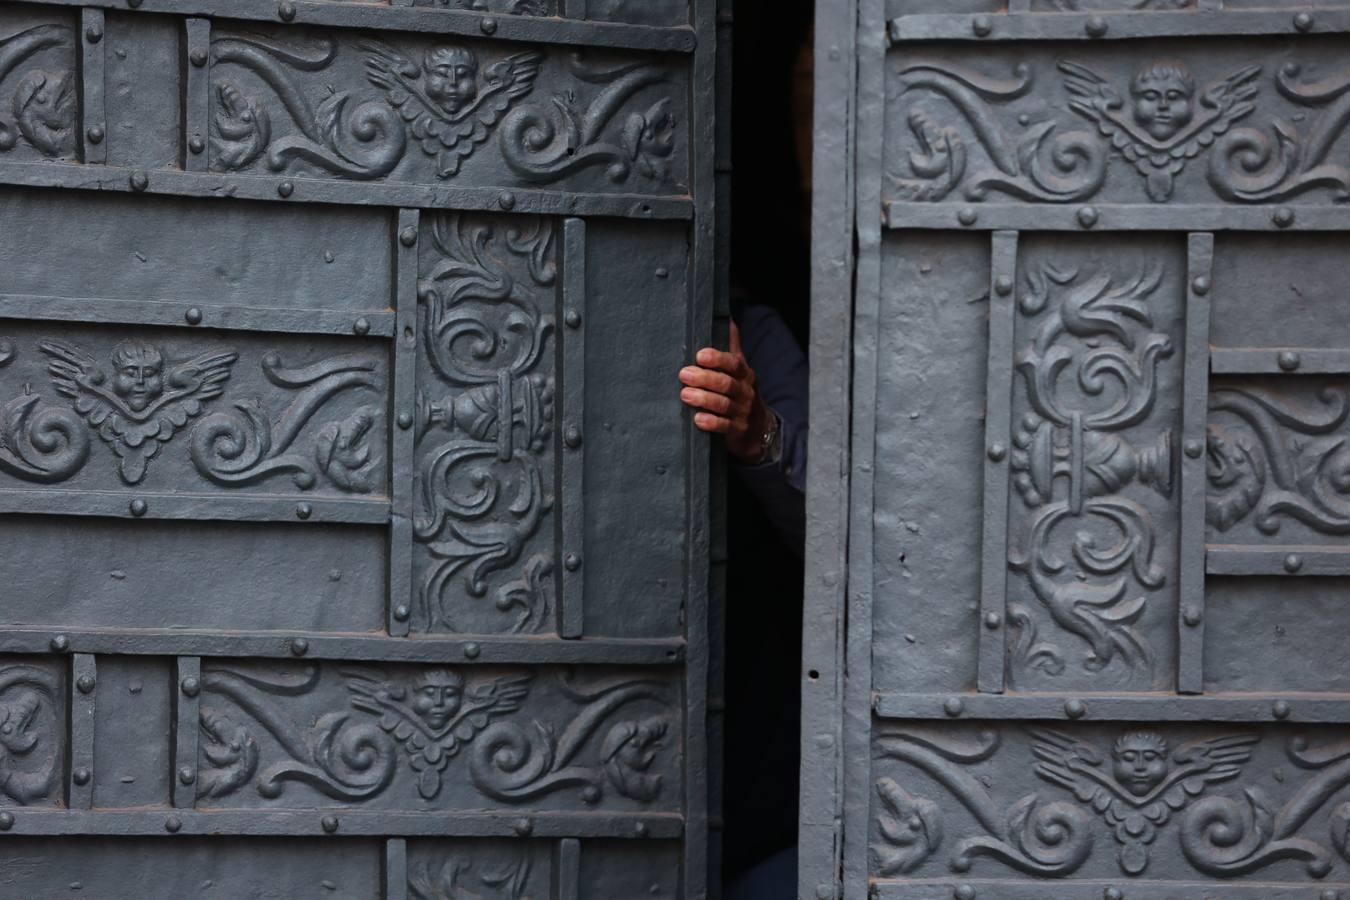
[{"xmin": 722, "ymin": 0, "xmax": 815, "ymax": 887}]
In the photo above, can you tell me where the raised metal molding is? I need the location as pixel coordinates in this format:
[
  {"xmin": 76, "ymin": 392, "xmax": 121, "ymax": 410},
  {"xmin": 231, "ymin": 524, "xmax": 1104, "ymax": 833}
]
[
  {"xmin": 68, "ymin": 653, "xmax": 96, "ymax": 810},
  {"xmin": 0, "ymin": 489, "xmax": 391, "ymax": 525},
  {"xmin": 885, "ymin": 203, "xmax": 1350, "ymax": 233},
  {"xmin": 171, "ymin": 656, "xmax": 201, "ymax": 810},
  {"xmin": 554, "ymin": 837, "xmax": 582, "ymax": 900},
  {"xmin": 888, "ymin": 10, "xmax": 1350, "ymax": 42},
  {"xmin": 182, "ymin": 18, "xmax": 209, "ymax": 173},
  {"xmin": 0, "ymin": 293, "xmax": 396, "ymax": 337},
  {"xmin": 386, "ymin": 838, "xmax": 408, "ymax": 900},
  {"xmin": 559, "ymin": 217, "xmax": 586, "ymax": 640},
  {"xmin": 0, "ymin": 809, "xmax": 687, "ymax": 838},
  {"xmin": 1212, "ymin": 347, "xmax": 1350, "ymax": 375},
  {"xmin": 0, "ymin": 162, "xmax": 694, "ymax": 222},
  {"xmin": 1208, "ymin": 545, "xmax": 1350, "ymax": 577},
  {"xmin": 388, "ymin": 209, "xmax": 418, "ymax": 638},
  {"xmin": 874, "ymin": 882, "xmax": 1350, "ymax": 900},
  {"xmin": 4, "ymin": 0, "xmax": 696, "ymax": 54},
  {"xmin": 78, "ymin": 8, "xmax": 105, "ymax": 166},
  {"xmin": 978, "ymin": 231, "xmax": 1019, "ymax": 694},
  {"xmin": 1179, "ymin": 233, "xmax": 1213, "ymax": 696},
  {"xmin": 0, "ymin": 628, "xmax": 686, "ymax": 665},
  {"xmin": 874, "ymin": 692, "xmax": 1350, "ymax": 723}
]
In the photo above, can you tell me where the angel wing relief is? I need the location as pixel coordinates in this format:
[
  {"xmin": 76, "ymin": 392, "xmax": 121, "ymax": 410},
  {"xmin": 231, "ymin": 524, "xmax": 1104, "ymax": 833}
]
[
  {"xmin": 1059, "ymin": 59, "xmax": 1261, "ymax": 201},
  {"xmin": 345, "ymin": 668, "xmax": 533, "ymax": 800},
  {"xmin": 40, "ymin": 339, "xmax": 238, "ymax": 484}
]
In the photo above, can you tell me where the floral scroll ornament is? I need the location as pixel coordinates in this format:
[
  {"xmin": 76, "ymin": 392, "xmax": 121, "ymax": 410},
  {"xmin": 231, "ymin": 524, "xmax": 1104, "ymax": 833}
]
[
  {"xmin": 0, "ymin": 666, "xmax": 60, "ymax": 805},
  {"xmin": 0, "ymin": 23, "xmax": 75, "ymax": 158}
]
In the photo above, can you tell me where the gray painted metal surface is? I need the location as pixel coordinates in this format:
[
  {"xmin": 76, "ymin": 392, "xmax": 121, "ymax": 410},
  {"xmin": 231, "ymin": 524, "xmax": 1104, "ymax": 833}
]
[
  {"xmin": 0, "ymin": 1, "xmax": 717, "ymax": 896},
  {"xmin": 804, "ymin": 1, "xmax": 1350, "ymax": 898}
]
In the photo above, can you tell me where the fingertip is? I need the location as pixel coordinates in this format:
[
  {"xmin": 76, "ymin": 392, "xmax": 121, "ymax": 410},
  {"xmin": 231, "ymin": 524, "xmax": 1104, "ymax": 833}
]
[{"xmin": 696, "ymin": 348, "xmax": 718, "ymax": 365}]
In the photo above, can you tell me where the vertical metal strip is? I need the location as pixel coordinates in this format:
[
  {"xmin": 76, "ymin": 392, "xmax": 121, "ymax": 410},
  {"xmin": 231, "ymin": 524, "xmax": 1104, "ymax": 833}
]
[
  {"xmin": 389, "ymin": 209, "xmax": 420, "ymax": 637},
  {"xmin": 172, "ymin": 656, "xmax": 201, "ymax": 809},
  {"xmin": 552, "ymin": 838, "xmax": 581, "ymax": 900},
  {"xmin": 559, "ymin": 217, "xmax": 587, "ymax": 640},
  {"xmin": 385, "ymin": 838, "xmax": 409, "ymax": 900},
  {"xmin": 78, "ymin": 8, "xmax": 106, "ymax": 166},
  {"xmin": 182, "ymin": 18, "xmax": 211, "ymax": 172},
  {"xmin": 68, "ymin": 653, "xmax": 96, "ymax": 809},
  {"xmin": 1178, "ymin": 232, "xmax": 1214, "ymax": 696},
  {"xmin": 977, "ymin": 230, "xmax": 1020, "ymax": 695}
]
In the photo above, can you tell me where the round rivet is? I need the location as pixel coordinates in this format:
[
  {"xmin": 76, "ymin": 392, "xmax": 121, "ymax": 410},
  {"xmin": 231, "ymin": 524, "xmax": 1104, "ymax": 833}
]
[
  {"xmin": 581, "ymin": 785, "xmax": 601, "ymax": 804},
  {"xmin": 178, "ymin": 766, "xmax": 195, "ymax": 785},
  {"xmin": 0, "ymin": 812, "xmax": 14, "ymax": 830},
  {"xmin": 397, "ymin": 411, "xmax": 414, "ymax": 430},
  {"xmin": 1184, "ymin": 439, "xmax": 1204, "ymax": 459},
  {"xmin": 1321, "ymin": 890, "xmax": 1340, "ymax": 900},
  {"xmin": 72, "ymin": 767, "xmax": 90, "ymax": 786},
  {"xmin": 564, "ymin": 425, "xmax": 582, "ymax": 449},
  {"xmin": 185, "ymin": 307, "xmax": 203, "ymax": 325},
  {"xmin": 189, "ymin": 48, "xmax": 207, "ymax": 67},
  {"xmin": 994, "ymin": 275, "xmax": 1014, "ymax": 297},
  {"xmin": 399, "ymin": 226, "xmax": 417, "ymax": 248},
  {"xmin": 1191, "ymin": 276, "xmax": 1210, "ymax": 296},
  {"xmin": 1273, "ymin": 700, "xmax": 1292, "ymax": 719},
  {"xmin": 1065, "ymin": 699, "xmax": 1087, "ymax": 719},
  {"xmin": 1311, "ymin": 859, "xmax": 1334, "ymax": 879},
  {"xmin": 513, "ymin": 818, "xmax": 533, "ymax": 836},
  {"xmin": 564, "ymin": 553, "xmax": 582, "ymax": 572},
  {"xmin": 180, "ymin": 676, "xmax": 200, "ymax": 698},
  {"xmin": 1183, "ymin": 606, "xmax": 1202, "ymax": 627},
  {"xmin": 296, "ymin": 503, "xmax": 313, "ymax": 520},
  {"xmin": 1284, "ymin": 553, "xmax": 1303, "ymax": 574},
  {"xmin": 164, "ymin": 816, "xmax": 181, "ymax": 833},
  {"xmin": 1104, "ymin": 889, "xmax": 1124, "ymax": 900},
  {"xmin": 1085, "ymin": 15, "xmax": 1109, "ymax": 37},
  {"xmin": 277, "ymin": 181, "xmax": 294, "ymax": 198},
  {"xmin": 1278, "ymin": 351, "xmax": 1302, "ymax": 372},
  {"xmin": 127, "ymin": 0, "xmax": 142, "ymax": 7},
  {"xmin": 86, "ymin": 125, "xmax": 104, "ymax": 145},
  {"xmin": 1274, "ymin": 207, "xmax": 1296, "ymax": 228},
  {"xmin": 1295, "ymin": 12, "xmax": 1315, "ymax": 32},
  {"xmin": 984, "ymin": 612, "xmax": 1002, "ymax": 630},
  {"xmin": 655, "ymin": 267, "xmax": 670, "ymax": 279},
  {"xmin": 353, "ymin": 318, "xmax": 371, "ymax": 336},
  {"xmin": 987, "ymin": 443, "xmax": 1007, "ymax": 462},
  {"xmin": 463, "ymin": 642, "xmax": 481, "ymax": 660},
  {"xmin": 188, "ymin": 137, "xmax": 204, "ymax": 155},
  {"xmin": 129, "ymin": 172, "xmax": 148, "ymax": 192},
  {"xmin": 564, "ymin": 309, "xmax": 582, "ymax": 329},
  {"xmin": 1078, "ymin": 206, "xmax": 1100, "ymax": 228},
  {"xmin": 498, "ymin": 191, "xmax": 516, "ymax": 211},
  {"xmin": 294, "ymin": 471, "xmax": 316, "ymax": 491},
  {"xmin": 130, "ymin": 498, "xmax": 147, "ymax": 517},
  {"xmin": 816, "ymin": 887, "xmax": 834, "ymax": 900},
  {"xmin": 290, "ymin": 638, "xmax": 309, "ymax": 657},
  {"xmin": 958, "ymin": 207, "xmax": 979, "ymax": 227},
  {"xmin": 76, "ymin": 675, "xmax": 96, "ymax": 694},
  {"xmin": 635, "ymin": 822, "xmax": 650, "ymax": 838},
  {"xmin": 50, "ymin": 635, "xmax": 70, "ymax": 653},
  {"xmin": 393, "ymin": 605, "xmax": 410, "ymax": 622},
  {"xmin": 955, "ymin": 886, "xmax": 977, "ymax": 900},
  {"xmin": 944, "ymin": 697, "xmax": 964, "ymax": 718},
  {"xmin": 480, "ymin": 16, "xmax": 498, "ymax": 34},
  {"xmin": 972, "ymin": 15, "xmax": 993, "ymax": 37},
  {"xmin": 278, "ymin": 0, "xmax": 297, "ymax": 21},
  {"xmin": 85, "ymin": 24, "xmax": 103, "ymax": 43},
  {"xmin": 321, "ymin": 815, "xmax": 339, "ymax": 833}
]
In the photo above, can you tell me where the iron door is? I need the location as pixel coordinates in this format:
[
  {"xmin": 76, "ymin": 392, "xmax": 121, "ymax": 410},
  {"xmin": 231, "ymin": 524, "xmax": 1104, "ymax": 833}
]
[
  {"xmin": 0, "ymin": 1, "xmax": 720, "ymax": 896},
  {"xmin": 804, "ymin": 1, "xmax": 1350, "ymax": 898}
]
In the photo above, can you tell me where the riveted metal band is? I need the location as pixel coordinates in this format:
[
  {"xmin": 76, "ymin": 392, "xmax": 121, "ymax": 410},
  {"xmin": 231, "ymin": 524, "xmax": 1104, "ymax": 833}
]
[
  {"xmin": 388, "ymin": 209, "xmax": 418, "ymax": 638},
  {"xmin": 1178, "ymin": 233, "xmax": 1214, "ymax": 696},
  {"xmin": 559, "ymin": 217, "xmax": 587, "ymax": 640},
  {"xmin": 171, "ymin": 656, "xmax": 201, "ymax": 809},
  {"xmin": 68, "ymin": 653, "xmax": 97, "ymax": 809},
  {"xmin": 78, "ymin": 8, "xmax": 106, "ymax": 166}
]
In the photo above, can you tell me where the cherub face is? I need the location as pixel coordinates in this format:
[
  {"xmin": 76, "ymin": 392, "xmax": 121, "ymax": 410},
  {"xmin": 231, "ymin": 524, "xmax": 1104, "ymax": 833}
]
[
  {"xmin": 1113, "ymin": 732, "xmax": 1169, "ymax": 797},
  {"xmin": 412, "ymin": 670, "xmax": 464, "ymax": 731},
  {"xmin": 423, "ymin": 47, "xmax": 479, "ymax": 116},
  {"xmin": 110, "ymin": 341, "xmax": 164, "ymax": 412},
  {"xmin": 1131, "ymin": 64, "xmax": 1195, "ymax": 142}
]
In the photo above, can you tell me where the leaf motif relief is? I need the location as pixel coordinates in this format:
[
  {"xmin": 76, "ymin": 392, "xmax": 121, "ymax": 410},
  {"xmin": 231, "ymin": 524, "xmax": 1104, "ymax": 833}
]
[
  {"xmin": 873, "ymin": 778, "xmax": 943, "ymax": 875},
  {"xmin": 0, "ymin": 24, "xmax": 75, "ymax": 159},
  {"xmin": 0, "ymin": 665, "xmax": 61, "ymax": 806}
]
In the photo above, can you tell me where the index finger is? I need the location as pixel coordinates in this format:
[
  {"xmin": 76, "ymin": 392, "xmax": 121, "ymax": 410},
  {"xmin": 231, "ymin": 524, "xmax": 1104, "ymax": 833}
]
[{"xmin": 695, "ymin": 346, "xmax": 748, "ymax": 377}]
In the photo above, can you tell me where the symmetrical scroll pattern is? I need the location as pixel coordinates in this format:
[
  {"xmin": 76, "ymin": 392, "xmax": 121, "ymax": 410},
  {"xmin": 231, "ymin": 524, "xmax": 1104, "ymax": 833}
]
[
  {"xmin": 1008, "ymin": 263, "xmax": 1174, "ymax": 683},
  {"xmin": 0, "ymin": 23, "xmax": 74, "ymax": 159},
  {"xmin": 414, "ymin": 214, "xmax": 556, "ymax": 635}
]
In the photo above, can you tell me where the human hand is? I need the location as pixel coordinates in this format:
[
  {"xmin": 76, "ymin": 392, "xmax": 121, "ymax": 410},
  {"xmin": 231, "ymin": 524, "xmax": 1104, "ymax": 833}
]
[{"xmin": 679, "ymin": 322, "xmax": 772, "ymax": 463}]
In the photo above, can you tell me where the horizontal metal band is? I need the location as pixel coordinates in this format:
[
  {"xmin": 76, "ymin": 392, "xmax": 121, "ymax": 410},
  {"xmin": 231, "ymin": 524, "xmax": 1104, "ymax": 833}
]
[
  {"xmin": 874, "ymin": 692, "xmax": 1350, "ymax": 723},
  {"xmin": 0, "ymin": 627, "xmax": 686, "ymax": 666},
  {"xmin": 874, "ymin": 881, "xmax": 1350, "ymax": 900},
  {"xmin": 0, "ymin": 293, "xmax": 395, "ymax": 338},
  {"xmin": 1208, "ymin": 545, "xmax": 1350, "ymax": 576},
  {"xmin": 0, "ymin": 162, "xmax": 694, "ymax": 222},
  {"xmin": 0, "ymin": 489, "xmax": 391, "ymax": 524},
  {"xmin": 885, "ymin": 202, "xmax": 1350, "ymax": 233},
  {"xmin": 0, "ymin": 809, "xmax": 686, "ymax": 839},
  {"xmin": 889, "ymin": 9, "xmax": 1350, "ymax": 42},
  {"xmin": 1212, "ymin": 347, "xmax": 1350, "ymax": 375},
  {"xmin": 6, "ymin": 0, "xmax": 696, "ymax": 53}
]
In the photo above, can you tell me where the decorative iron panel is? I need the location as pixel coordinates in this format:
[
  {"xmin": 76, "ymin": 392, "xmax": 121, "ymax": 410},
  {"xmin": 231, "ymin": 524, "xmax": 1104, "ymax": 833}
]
[
  {"xmin": 0, "ymin": 0, "xmax": 717, "ymax": 896},
  {"xmin": 804, "ymin": 1, "xmax": 1350, "ymax": 898}
]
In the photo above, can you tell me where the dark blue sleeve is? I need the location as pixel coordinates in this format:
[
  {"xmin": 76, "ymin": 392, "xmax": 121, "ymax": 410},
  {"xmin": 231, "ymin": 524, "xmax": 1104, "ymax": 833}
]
[{"xmin": 732, "ymin": 304, "xmax": 808, "ymax": 549}]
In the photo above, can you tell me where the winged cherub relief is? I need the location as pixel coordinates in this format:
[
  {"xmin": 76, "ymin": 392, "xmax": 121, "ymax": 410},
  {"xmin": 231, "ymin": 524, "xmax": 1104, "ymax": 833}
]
[
  {"xmin": 39, "ymin": 340, "xmax": 238, "ymax": 484},
  {"xmin": 345, "ymin": 667, "xmax": 533, "ymax": 799},
  {"xmin": 1059, "ymin": 59, "xmax": 1262, "ymax": 202},
  {"xmin": 362, "ymin": 41, "xmax": 543, "ymax": 178},
  {"xmin": 1032, "ymin": 729, "xmax": 1259, "ymax": 875}
]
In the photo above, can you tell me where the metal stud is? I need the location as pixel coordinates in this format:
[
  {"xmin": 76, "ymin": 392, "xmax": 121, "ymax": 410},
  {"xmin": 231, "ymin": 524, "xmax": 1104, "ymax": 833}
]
[
  {"xmin": 1065, "ymin": 698, "xmax": 1087, "ymax": 719},
  {"xmin": 1320, "ymin": 890, "xmax": 1340, "ymax": 900},
  {"xmin": 1191, "ymin": 276, "xmax": 1210, "ymax": 295},
  {"xmin": 984, "ymin": 612, "xmax": 1002, "ymax": 630},
  {"xmin": 1184, "ymin": 439, "xmax": 1204, "ymax": 459},
  {"xmin": 581, "ymin": 784, "xmax": 601, "ymax": 804},
  {"xmin": 955, "ymin": 886, "xmax": 977, "ymax": 900},
  {"xmin": 513, "ymin": 817, "xmax": 533, "ymax": 836},
  {"xmin": 399, "ymin": 226, "xmax": 418, "ymax": 248},
  {"xmin": 180, "ymin": 676, "xmax": 200, "ymax": 697},
  {"xmin": 397, "ymin": 411, "xmax": 414, "ymax": 430},
  {"xmin": 1085, "ymin": 15, "xmax": 1108, "ymax": 37},
  {"xmin": 957, "ymin": 207, "xmax": 978, "ymax": 227},
  {"xmin": 85, "ymin": 24, "xmax": 103, "ymax": 43},
  {"xmin": 353, "ymin": 317, "xmax": 371, "ymax": 336},
  {"xmin": 1077, "ymin": 206, "xmax": 1099, "ymax": 228},
  {"xmin": 943, "ymin": 697, "xmax": 964, "ymax": 718},
  {"xmin": 1284, "ymin": 553, "xmax": 1303, "ymax": 574},
  {"xmin": 50, "ymin": 635, "xmax": 69, "ymax": 653},
  {"xmin": 1183, "ymin": 606, "xmax": 1202, "ymax": 627},
  {"xmin": 0, "ymin": 812, "xmax": 13, "ymax": 830},
  {"xmin": 127, "ymin": 0, "xmax": 142, "ymax": 7},
  {"xmin": 393, "ymin": 605, "xmax": 410, "ymax": 622},
  {"xmin": 294, "ymin": 471, "xmax": 316, "ymax": 491},
  {"xmin": 86, "ymin": 125, "xmax": 104, "ymax": 145},
  {"xmin": 1273, "ymin": 207, "xmax": 1296, "ymax": 228},
  {"xmin": 164, "ymin": 816, "xmax": 182, "ymax": 833},
  {"xmin": 815, "ymin": 886, "xmax": 834, "ymax": 900},
  {"xmin": 296, "ymin": 502, "xmax": 313, "ymax": 520},
  {"xmin": 1104, "ymin": 889, "xmax": 1123, "ymax": 900},
  {"xmin": 278, "ymin": 0, "xmax": 297, "ymax": 21},
  {"xmin": 290, "ymin": 638, "xmax": 309, "ymax": 657},
  {"xmin": 987, "ymin": 443, "xmax": 1007, "ymax": 462},
  {"xmin": 188, "ymin": 137, "xmax": 204, "ymax": 155},
  {"xmin": 564, "ymin": 309, "xmax": 582, "ymax": 329},
  {"xmin": 971, "ymin": 15, "xmax": 992, "ymax": 37},
  {"xmin": 564, "ymin": 553, "xmax": 582, "ymax": 572},
  {"xmin": 178, "ymin": 766, "xmax": 195, "ymax": 785},
  {"xmin": 129, "ymin": 172, "xmax": 149, "ymax": 192},
  {"xmin": 130, "ymin": 498, "xmax": 147, "ymax": 517},
  {"xmin": 1273, "ymin": 700, "xmax": 1292, "ymax": 720},
  {"xmin": 1294, "ymin": 12, "xmax": 1315, "ymax": 32},
  {"xmin": 463, "ymin": 642, "xmax": 481, "ymax": 660},
  {"xmin": 277, "ymin": 181, "xmax": 294, "ymax": 198},
  {"xmin": 185, "ymin": 307, "xmax": 203, "ymax": 325},
  {"xmin": 321, "ymin": 815, "xmax": 339, "ymax": 833},
  {"xmin": 1278, "ymin": 351, "xmax": 1301, "ymax": 372},
  {"xmin": 72, "ymin": 767, "xmax": 91, "ymax": 786},
  {"xmin": 189, "ymin": 48, "xmax": 208, "ymax": 67},
  {"xmin": 480, "ymin": 16, "xmax": 498, "ymax": 34},
  {"xmin": 655, "ymin": 267, "xmax": 670, "ymax": 279},
  {"xmin": 564, "ymin": 425, "xmax": 582, "ymax": 449},
  {"xmin": 994, "ymin": 275, "xmax": 1014, "ymax": 297},
  {"xmin": 77, "ymin": 675, "xmax": 96, "ymax": 694},
  {"xmin": 635, "ymin": 821, "xmax": 650, "ymax": 838},
  {"xmin": 498, "ymin": 191, "xmax": 517, "ymax": 211}
]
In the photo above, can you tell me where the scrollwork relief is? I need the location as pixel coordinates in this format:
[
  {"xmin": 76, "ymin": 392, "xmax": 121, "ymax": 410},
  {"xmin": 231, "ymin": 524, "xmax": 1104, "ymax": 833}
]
[
  {"xmin": 410, "ymin": 851, "xmax": 536, "ymax": 900},
  {"xmin": 0, "ymin": 23, "xmax": 74, "ymax": 159},
  {"xmin": 0, "ymin": 665, "xmax": 60, "ymax": 806}
]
